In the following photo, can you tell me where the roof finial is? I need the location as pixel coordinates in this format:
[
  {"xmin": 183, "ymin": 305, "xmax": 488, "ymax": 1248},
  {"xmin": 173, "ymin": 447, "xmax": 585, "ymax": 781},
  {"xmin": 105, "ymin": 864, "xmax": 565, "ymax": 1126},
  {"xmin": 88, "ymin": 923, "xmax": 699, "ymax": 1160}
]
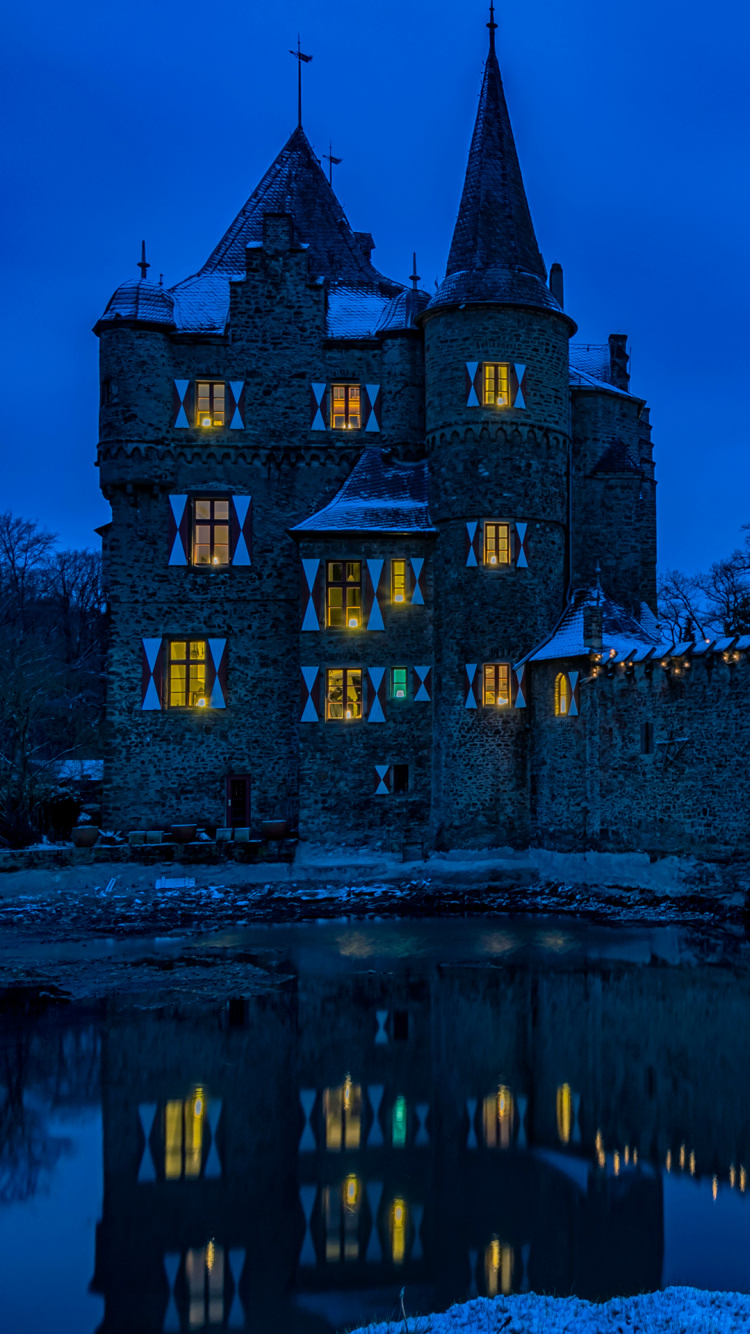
[
  {"xmin": 289, "ymin": 35, "xmax": 313, "ymax": 128},
  {"xmin": 137, "ymin": 240, "xmax": 150, "ymax": 283},
  {"xmin": 323, "ymin": 141, "xmax": 342, "ymax": 186},
  {"xmin": 410, "ymin": 252, "xmax": 421, "ymax": 291},
  {"xmin": 487, "ymin": 1, "xmax": 498, "ymax": 54}
]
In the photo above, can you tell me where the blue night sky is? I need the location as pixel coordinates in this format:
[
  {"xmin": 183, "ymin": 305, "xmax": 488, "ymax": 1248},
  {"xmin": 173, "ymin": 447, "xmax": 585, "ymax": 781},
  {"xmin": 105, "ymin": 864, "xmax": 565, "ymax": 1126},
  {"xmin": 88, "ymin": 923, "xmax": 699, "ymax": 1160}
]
[{"xmin": 2, "ymin": 0, "xmax": 749, "ymax": 574}]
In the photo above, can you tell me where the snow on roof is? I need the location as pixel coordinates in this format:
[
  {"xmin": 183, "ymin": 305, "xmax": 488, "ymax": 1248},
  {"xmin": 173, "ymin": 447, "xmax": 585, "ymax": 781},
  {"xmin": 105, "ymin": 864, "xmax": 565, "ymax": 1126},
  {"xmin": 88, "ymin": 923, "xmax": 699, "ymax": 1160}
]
[
  {"xmin": 569, "ymin": 365, "xmax": 637, "ymax": 399},
  {"xmin": 292, "ymin": 448, "xmax": 435, "ymax": 535},
  {"xmin": 518, "ymin": 582, "xmax": 663, "ymax": 667},
  {"xmin": 325, "ymin": 285, "xmax": 431, "ymax": 338},
  {"xmin": 569, "ymin": 343, "xmax": 609, "ymax": 380}
]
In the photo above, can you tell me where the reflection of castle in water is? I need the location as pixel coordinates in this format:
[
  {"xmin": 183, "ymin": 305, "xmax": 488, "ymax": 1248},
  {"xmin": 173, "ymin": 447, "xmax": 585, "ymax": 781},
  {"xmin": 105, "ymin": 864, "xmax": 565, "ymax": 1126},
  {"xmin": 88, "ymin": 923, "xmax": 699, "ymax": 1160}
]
[{"xmin": 91, "ymin": 960, "xmax": 750, "ymax": 1331}]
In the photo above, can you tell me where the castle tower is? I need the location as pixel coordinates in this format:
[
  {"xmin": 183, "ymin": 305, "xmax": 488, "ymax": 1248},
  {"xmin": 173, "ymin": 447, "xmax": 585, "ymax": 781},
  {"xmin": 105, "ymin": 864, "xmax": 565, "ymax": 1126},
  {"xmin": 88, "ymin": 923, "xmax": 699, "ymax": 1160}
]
[{"xmin": 421, "ymin": 12, "xmax": 577, "ymax": 847}]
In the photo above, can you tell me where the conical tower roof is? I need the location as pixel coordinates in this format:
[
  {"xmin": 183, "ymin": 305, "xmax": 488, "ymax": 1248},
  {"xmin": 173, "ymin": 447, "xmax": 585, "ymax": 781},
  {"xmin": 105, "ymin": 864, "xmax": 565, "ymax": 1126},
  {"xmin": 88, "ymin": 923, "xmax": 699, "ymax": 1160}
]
[
  {"xmin": 198, "ymin": 125, "xmax": 399, "ymax": 292},
  {"xmin": 428, "ymin": 17, "xmax": 564, "ymax": 318}
]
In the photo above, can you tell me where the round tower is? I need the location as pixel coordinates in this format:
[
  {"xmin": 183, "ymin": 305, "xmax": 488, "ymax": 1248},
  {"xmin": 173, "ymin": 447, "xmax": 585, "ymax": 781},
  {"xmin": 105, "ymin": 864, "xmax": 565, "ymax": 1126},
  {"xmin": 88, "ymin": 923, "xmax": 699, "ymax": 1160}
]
[{"xmin": 422, "ymin": 12, "xmax": 576, "ymax": 847}]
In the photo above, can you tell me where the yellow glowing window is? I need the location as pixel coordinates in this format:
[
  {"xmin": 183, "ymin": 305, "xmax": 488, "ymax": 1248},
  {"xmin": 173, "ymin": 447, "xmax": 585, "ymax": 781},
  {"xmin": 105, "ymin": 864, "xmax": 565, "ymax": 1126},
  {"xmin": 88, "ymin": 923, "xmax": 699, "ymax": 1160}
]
[
  {"xmin": 392, "ymin": 667, "xmax": 407, "ymax": 699},
  {"xmin": 556, "ymin": 1083, "xmax": 572, "ymax": 1144},
  {"xmin": 391, "ymin": 1197, "xmax": 407, "ymax": 1265},
  {"xmin": 483, "ymin": 363, "xmax": 510, "ymax": 407},
  {"xmin": 327, "ymin": 560, "xmax": 362, "ymax": 628},
  {"xmin": 484, "ymin": 522, "xmax": 510, "ymax": 566},
  {"xmin": 483, "ymin": 663, "xmax": 510, "ymax": 707},
  {"xmin": 164, "ymin": 1088, "xmax": 205, "ymax": 1179},
  {"xmin": 483, "ymin": 1086, "xmax": 514, "ymax": 1148},
  {"xmin": 330, "ymin": 383, "xmax": 361, "ymax": 429},
  {"xmin": 485, "ymin": 1238, "xmax": 513, "ymax": 1297},
  {"xmin": 555, "ymin": 672, "xmax": 569, "ymax": 717},
  {"xmin": 196, "ymin": 381, "xmax": 225, "ymax": 428},
  {"xmin": 326, "ymin": 668, "xmax": 362, "ymax": 722},
  {"xmin": 392, "ymin": 559, "xmax": 407, "ymax": 603},
  {"xmin": 392, "ymin": 1096, "xmax": 407, "ymax": 1148},
  {"xmin": 186, "ymin": 1242, "xmax": 224, "ymax": 1327},
  {"xmin": 193, "ymin": 498, "xmax": 230, "ymax": 566},
  {"xmin": 169, "ymin": 639, "xmax": 207, "ymax": 708},
  {"xmin": 324, "ymin": 1176, "xmax": 362, "ymax": 1263},
  {"xmin": 324, "ymin": 1078, "xmax": 362, "ymax": 1149}
]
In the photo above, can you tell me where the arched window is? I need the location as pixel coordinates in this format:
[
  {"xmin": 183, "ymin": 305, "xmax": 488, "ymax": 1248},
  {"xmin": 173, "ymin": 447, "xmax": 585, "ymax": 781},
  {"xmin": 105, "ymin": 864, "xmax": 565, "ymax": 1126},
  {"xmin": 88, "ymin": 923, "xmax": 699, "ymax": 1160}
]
[{"xmin": 555, "ymin": 673, "xmax": 569, "ymax": 717}]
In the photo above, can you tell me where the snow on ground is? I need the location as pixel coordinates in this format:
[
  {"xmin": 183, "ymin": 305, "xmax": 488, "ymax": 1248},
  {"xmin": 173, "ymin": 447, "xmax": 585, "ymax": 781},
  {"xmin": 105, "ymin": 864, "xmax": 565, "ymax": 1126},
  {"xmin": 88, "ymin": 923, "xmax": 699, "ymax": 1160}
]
[{"xmin": 352, "ymin": 1288, "xmax": 750, "ymax": 1333}]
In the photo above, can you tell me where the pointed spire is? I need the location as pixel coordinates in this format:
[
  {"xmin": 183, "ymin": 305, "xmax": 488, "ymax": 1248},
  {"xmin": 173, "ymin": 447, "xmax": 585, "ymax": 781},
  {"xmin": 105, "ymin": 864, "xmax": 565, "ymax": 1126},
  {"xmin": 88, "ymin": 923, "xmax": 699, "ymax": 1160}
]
[
  {"xmin": 137, "ymin": 240, "xmax": 150, "ymax": 282},
  {"xmin": 446, "ymin": 19, "xmax": 545, "ymax": 281}
]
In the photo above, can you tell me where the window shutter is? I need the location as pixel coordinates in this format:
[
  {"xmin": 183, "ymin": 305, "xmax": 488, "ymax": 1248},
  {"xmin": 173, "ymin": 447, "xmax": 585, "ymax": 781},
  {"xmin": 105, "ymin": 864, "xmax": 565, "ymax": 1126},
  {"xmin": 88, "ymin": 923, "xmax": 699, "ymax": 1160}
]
[
  {"xmin": 300, "ymin": 667, "xmax": 321, "ymax": 723},
  {"xmin": 207, "ymin": 639, "xmax": 227, "ymax": 708},
  {"xmin": 568, "ymin": 669, "xmax": 580, "ymax": 717},
  {"xmin": 173, "ymin": 380, "xmax": 192, "ymax": 428},
  {"xmin": 374, "ymin": 764, "xmax": 392, "ymax": 795},
  {"xmin": 365, "ymin": 559, "xmax": 385, "ymax": 631},
  {"xmin": 464, "ymin": 663, "xmax": 480, "ymax": 709},
  {"xmin": 141, "ymin": 638, "xmax": 163, "ymax": 710},
  {"xmin": 511, "ymin": 364, "xmax": 527, "ymax": 409},
  {"xmin": 465, "ymin": 362, "xmax": 482, "ymax": 407},
  {"xmin": 413, "ymin": 666, "xmax": 432, "ymax": 701},
  {"xmin": 168, "ymin": 496, "xmax": 190, "ymax": 566},
  {"xmin": 511, "ymin": 665, "xmax": 527, "ymax": 709},
  {"xmin": 364, "ymin": 384, "xmax": 382, "ymax": 432},
  {"xmin": 465, "ymin": 521, "xmax": 482, "ymax": 567},
  {"xmin": 301, "ymin": 558, "xmax": 322, "ymax": 631},
  {"xmin": 310, "ymin": 383, "xmax": 327, "ymax": 430},
  {"xmin": 229, "ymin": 381, "xmax": 245, "ymax": 429},
  {"xmin": 230, "ymin": 496, "xmax": 252, "ymax": 566},
  {"xmin": 367, "ymin": 667, "xmax": 387, "ymax": 722},
  {"xmin": 514, "ymin": 521, "xmax": 529, "ymax": 569},
  {"xmin": 410, "ymin": 557, "xmax": 425, "ymax": 605}
]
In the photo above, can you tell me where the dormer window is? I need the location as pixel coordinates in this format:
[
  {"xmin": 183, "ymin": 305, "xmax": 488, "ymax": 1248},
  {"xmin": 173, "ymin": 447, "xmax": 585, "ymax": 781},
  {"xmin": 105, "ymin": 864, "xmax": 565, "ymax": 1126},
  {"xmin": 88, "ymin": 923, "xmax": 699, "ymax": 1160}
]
[
  {"xmin": 331, "ymin": 384, "xmax": 361, "ymax": 430},
  {"xmin": 484, "ymin": 522, "xmax": 510, "ymax": 566},
  {"xmin": 484, "ymin": 363, "xmax": 510, "ymax": 407},
  {"xmin": 196, "ymin": 381, "xmax": 225, "ymax": 428}
]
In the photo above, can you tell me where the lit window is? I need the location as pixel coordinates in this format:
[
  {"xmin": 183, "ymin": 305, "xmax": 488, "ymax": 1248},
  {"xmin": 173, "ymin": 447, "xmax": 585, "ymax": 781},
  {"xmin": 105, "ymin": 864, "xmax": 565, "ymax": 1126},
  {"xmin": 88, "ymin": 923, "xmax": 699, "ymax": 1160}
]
[
  {"xmin": 196, "ymin": 381, "xmax": 225, "ymax": 428},
  {"xmin": 483, "ymin": 664, "xmax": 510, "ymax": 707},
  {"xmin": 485, "ymin": 1237, "xmax": 513, "ymax": 1296},
  {"xmin": 165, "ymin": 1088, "xmax": 205, "ymax": 1179},
  {"xmin": 186, "ymin": 1242, "xmax": 224, "ymax": 1326},
  {"xmin": 168, "ymin": 640, "xmax": 207, "ymax": 708},
  {"xmin": 392, "ymin": 763, "xmax": 409, "ymax": 795},
  {"xmin": 326, "ymin": 668, "xmax": 362, "ymax": 721},
  {"xmin": 392, "ymin": 559, "xmax": 407, "ymax": 603},
  {"xmin": 392, "ymin": 667, "xmax": 408, "ymax": 699},
  {"xmin": 391, "ymin": 1197, "xmax": 407, "ymax": 1265},
  {"xmin": 327, "ymin": 561, "xmax": 362, "ymax": 628},
  {"xmin": 555, "ymin": 672, "xmax": 569, "ymax": 716},
  {"xmin": 324, "ymin": 1078, "xmax": 362, "ymax": 1149},
  {"xmin": 484, "ymin": 522, "xmax": 510, "ymax": 566},
  {"xmin": 556, "ymin": 1083, "xmax": 572, "ymax": 1144},
  {"xmin": 193, "ymin": 498, "xmax": 230, "ymax": 566},
  {"xmin": 392, "ymin": 1096, "xmax": 407, "ymax": 1147},
  {"xmin": 483, "ymin": 1085, "xmax": 514, "ymax": 1148},
  {"xmin": 324, "ymin": 1175, "xmax": 362, "ymax": 1263},
  {"xmin": 483, "ymin": 363, "xmax": 510, "ymax": 407},
  {"xmin": 330, "ymin": 383, "xmax": 361, "ymax": 430}
]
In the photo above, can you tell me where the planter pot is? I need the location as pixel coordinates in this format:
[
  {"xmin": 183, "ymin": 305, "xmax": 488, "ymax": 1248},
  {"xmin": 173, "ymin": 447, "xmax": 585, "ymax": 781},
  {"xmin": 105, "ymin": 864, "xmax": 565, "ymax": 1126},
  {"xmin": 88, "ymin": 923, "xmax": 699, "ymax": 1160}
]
[
  {"xmin": 261, "ymin": 819, "xmax": 290, "ymax": 841},
  {"xmin": 171, "ymin": 824, "xmax": 197, "ymax": 844},
  {"xmin": 72, "ymin": 826, "xmax": 100, "ymax": 849}
]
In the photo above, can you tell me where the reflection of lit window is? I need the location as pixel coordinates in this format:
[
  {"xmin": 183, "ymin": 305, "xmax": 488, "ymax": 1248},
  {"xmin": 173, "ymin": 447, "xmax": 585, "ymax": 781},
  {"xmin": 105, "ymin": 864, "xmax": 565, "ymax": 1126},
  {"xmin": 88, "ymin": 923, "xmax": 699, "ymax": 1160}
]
[
  {"xmin": 392, "ymin": 560, "xmax": 407, "ymax": 603},
  {"xmin": 324, "ymin": 1078, "xmax": 362, "ymax": 1150},
  {"xmin": 186, "ymin": 1241, "xmax": 224, "ymax": 1326},
  {"xmin": 556, "ymin": 1083, "xmax": 572, "ymax": 1144},
  {"xmin": 483, "ymin": 1086, "xmax": 514, "ymax": 1148},
  {"xmin": 392, "ymin": 1096, "xmax": 407, "ymax": 1148},
  {"xmin": 485, "ymin": 1237, "xmax": 513, "ymax": 1296},
  {"xmin": 165, "ymin": 1088, "xmax": 205, "ymax": 1179},
  {"xmin": 327, "ymin": 561, "xmax": 362, "ymax": 628},
  {"xmin": 391, "ymin": 1197, "xmax": 407, "ymax": 1265},
  {"xmin": 325, "ymin": 1175, "xmax": 362, "ymax": 1262}
]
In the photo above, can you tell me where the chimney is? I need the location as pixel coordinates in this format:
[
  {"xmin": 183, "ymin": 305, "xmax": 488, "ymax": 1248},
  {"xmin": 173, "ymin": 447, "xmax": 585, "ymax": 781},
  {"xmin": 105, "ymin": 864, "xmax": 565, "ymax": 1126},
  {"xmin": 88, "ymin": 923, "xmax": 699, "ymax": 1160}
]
[
  {"xmin": 608, "ymin": 334, "xmax": 630, "ymax": 391},
  {"xmin": 583, "ymin": 606, "xmax": 603, "ymax": 652},
  {"xmin": 262, "ymin": 212, "xmax": 294, "ymax": 253},
  {"xmin": 549, "ymin": 262, "xmax": 564, "ymax": 309}
]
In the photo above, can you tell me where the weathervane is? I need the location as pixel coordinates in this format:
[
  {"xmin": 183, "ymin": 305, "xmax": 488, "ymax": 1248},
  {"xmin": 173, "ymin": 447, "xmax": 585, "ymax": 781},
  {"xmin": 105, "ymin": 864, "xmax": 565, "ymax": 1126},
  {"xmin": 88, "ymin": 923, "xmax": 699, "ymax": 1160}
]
[
  {"xmin": 137, "ymin": 240, "xmax": 150, "ymax": 282},
  {"xmin": 289, "ymin": 35, "xmax": 313, "ymax": 128},
  {"xmin": 323, "ymin": 142, "xmax": 342, "ymax": 186},
  {"xmin": 410, "ymin": 253, "xmax": 421, "ymax": 291},
  {"xmin": 487, "ymin": 1, "xmax": 497, "ymax": 53}
]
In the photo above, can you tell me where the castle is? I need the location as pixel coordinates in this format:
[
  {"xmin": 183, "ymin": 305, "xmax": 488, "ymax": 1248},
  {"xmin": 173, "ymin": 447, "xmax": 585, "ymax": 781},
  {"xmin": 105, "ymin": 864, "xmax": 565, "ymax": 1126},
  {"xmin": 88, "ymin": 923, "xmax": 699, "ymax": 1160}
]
[{"xmin": 95, "ymin": 14, "xmax": 750, "ymax": 861}]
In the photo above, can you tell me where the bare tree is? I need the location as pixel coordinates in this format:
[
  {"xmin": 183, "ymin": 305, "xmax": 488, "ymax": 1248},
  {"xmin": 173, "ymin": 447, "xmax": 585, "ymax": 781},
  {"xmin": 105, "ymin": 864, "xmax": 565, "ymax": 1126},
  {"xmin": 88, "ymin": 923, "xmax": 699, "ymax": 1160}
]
[
  {"xmin": 657, "ymin": 569, "xmax": 709, "ymax": 641},
  {"xmin": 0, "ymin": 512, "xmax": 56, "ymax": 630}
]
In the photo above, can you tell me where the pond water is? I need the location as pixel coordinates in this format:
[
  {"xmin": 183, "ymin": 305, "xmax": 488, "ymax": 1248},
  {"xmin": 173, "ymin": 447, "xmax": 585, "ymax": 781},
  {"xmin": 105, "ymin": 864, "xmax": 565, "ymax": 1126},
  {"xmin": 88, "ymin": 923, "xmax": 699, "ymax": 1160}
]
[{"xmin": 1, "ymin": 915, "xmax": 750, "ymax": 1333}]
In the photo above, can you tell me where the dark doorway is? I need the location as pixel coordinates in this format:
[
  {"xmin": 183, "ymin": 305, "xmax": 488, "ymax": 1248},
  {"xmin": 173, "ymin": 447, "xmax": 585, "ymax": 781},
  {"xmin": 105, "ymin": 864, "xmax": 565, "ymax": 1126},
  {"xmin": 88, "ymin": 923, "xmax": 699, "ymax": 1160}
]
[{"xmin": 226, "ymin": 774, "xmax": 251, "ymax": 828}]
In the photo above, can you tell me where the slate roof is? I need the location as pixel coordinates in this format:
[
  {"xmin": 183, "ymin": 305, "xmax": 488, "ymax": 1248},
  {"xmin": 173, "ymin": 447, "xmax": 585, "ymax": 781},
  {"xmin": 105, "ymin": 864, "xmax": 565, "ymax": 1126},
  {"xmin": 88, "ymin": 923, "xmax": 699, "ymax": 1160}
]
[
  {"xmin": 569, "ymin": 344, "xmax": 610, "ymax": 381},
  {"xmin": 291, "ymin": 449, "xmax": 435, "ymax": 536},
  {"xmin": 326, "ymin": 285, "xmax": 431, "ymax": 338},
  {"xmin": 429, "ymin": 37, "xmax": 564, "ymax": 320},
  {"xmin": 98, "ymin": 280, "xmax": 176, "ymax": 328},
  {"xmin": 518, "ymin": 583, "xmax": 663, "ymax": 666},
  {"xmin": 591, "ymin": 438, "xmax": 642, "ymax": 475}
]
